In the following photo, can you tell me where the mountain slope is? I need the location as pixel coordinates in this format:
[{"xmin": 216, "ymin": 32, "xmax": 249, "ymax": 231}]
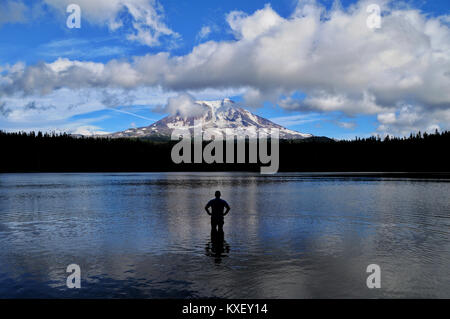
[{"xmin": 107, "ymin": 98, "xmax": 312, "ymax": 140}]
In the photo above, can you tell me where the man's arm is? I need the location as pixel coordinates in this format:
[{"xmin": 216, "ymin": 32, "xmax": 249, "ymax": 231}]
[
  {"xmin": 223, "ymin": 202, "xmax": 230, "ymax": 216},
  {"xmin": 205, "ymin": 202, "xmax": 211, "ymax": 216}
]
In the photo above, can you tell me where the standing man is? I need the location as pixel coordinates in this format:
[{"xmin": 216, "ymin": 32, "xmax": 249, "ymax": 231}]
[{"xmin": 205, "ymin": 191, "xmax": 230, "ymax": 231}]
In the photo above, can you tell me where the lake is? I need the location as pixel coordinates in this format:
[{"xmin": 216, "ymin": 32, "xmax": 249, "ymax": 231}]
[{"xmin": 0, "ymin": 172, "xmax": 449, "ymax": 298}]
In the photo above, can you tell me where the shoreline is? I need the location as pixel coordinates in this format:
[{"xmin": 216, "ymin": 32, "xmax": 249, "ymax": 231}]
[{"xmin": 1, "ymin": 171, "xmax": 450, "ymax": 179}]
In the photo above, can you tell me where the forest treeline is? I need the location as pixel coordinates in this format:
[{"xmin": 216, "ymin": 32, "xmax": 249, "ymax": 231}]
[{"xmin": 0, "ymin": 130, "xmax": 449, "ymax": 173}]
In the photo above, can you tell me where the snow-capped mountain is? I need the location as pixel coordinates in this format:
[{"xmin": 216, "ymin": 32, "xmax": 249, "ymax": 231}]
[{"xmin": 107, "ymin": 98, "xmax": 312, "ymax": 140}]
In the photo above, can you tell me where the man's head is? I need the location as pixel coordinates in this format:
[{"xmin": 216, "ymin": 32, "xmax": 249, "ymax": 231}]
[{"xmin": 215, "ymin": 191, "xmax": 221, "ymax": 198}]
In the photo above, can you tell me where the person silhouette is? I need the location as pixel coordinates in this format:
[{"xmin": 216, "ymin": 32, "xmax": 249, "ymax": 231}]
[{"xmin": 205, "ymin": 191, "xmax": 230, "ymax": 232}]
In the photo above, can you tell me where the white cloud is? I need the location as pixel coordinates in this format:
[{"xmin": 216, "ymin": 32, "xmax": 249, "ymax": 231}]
[
  {"xmin": 0, "ymin": 1, "xmax": 27, "ymax": 25},
  {"xmin": 0, "ymin": 113, "xmax": 111, "ymax": 136},
  {"xmin": 270, "ymin": 113, "xmax": 358, "ymax": 131},
  {"xmin": 270, "ymin": 113, "xmax": 323, "ymax": 126},
  {"xmin": 197, "ymin": 26, "xmax": 212, "ymax": 40},
  {"xmin": 42, "ymin": 0, "xmax": 179, "ymax": 46},
  {"xmin": 0, "ymin": 86, "xmax": 174, "ymax": 125},
  {"xmin": 377, "ymin": 112, "xmax": 396, "ymax": 125},
  {"xmin": 226, "ymin": 4, "xmax": 284, "ymax": 40},
  {"xmin": 37, "ymin": 38, "xmax": 131, "ymax": 59},
  {"xmin": 164, "ymin": 93, "xmax": 208, "ymax": 118},
  {"xmin": 278, "ymin": 91, "xmax": 385, "ymax": 114},
  {"xmin": 376, "ymin": 105, "xmax": 449, "ymax": 136},
  {"xmin": 1, "ymin": 0, "xmax": 450, "ymax": 135},
  {"xmin": 337, "ymin": 121, "xmax": 357, "ymax": 130},
  {"xmin": 69, "ymin": 125, "xmax": 110, "ymax": 136}
]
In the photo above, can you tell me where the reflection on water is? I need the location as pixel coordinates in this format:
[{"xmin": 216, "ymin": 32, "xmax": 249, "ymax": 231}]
[
  {"xmin": 0, "ymin": 172, "xmax": 449, "ymax": 298},
  {"xmin": 205, "ymin": 229, "xmax": 230, "ymax": 264}
]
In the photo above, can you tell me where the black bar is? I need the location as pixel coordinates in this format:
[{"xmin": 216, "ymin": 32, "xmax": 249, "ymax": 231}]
[{"xmin": 0, "ymin": 299, "xmax": 446, "ymax": 317}]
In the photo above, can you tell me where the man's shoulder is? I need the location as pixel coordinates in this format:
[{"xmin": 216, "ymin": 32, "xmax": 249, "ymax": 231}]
[
  {"xmin": 208, "ymin": 198, "xmax": 219, "ymax": 204},
  {"xmin": 209, "ymin": 198, "xmax": 229, "ymax": 206}
]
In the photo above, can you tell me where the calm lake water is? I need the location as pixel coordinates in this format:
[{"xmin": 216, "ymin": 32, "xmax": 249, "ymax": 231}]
[{"xmin": 0, "ymin": 172, "xmax": 449, "ymax": 298}]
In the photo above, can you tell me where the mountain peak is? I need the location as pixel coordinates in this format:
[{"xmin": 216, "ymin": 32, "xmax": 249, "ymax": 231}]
[{"xmin": 107, "ymin": 99, "xmax": 313, "ymax": 140}]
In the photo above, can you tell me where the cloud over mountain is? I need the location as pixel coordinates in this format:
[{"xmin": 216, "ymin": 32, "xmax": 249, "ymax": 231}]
[
  {"xmin": 1, "ymin": 0, "xmax": 450, "ymax": 135},
  {"xmin": 164, "ymin": 93, "xmax": 209, "ymax": 118}
]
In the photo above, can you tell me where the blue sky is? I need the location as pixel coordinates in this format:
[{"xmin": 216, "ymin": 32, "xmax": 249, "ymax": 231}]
[{"xmin": 0, "ymin": 0, "xmax": 449, "ymax": 138}]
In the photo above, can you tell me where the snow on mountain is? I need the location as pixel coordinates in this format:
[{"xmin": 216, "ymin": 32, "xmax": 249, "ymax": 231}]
[{"xmin": 107, "ymin": 98, "xmax": 312, "ymax": 140}]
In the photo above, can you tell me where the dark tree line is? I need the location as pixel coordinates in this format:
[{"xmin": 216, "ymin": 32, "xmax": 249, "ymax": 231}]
[{"xmin": 0, "ymin": 130, "xmax": 449, "ymax": 173}]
